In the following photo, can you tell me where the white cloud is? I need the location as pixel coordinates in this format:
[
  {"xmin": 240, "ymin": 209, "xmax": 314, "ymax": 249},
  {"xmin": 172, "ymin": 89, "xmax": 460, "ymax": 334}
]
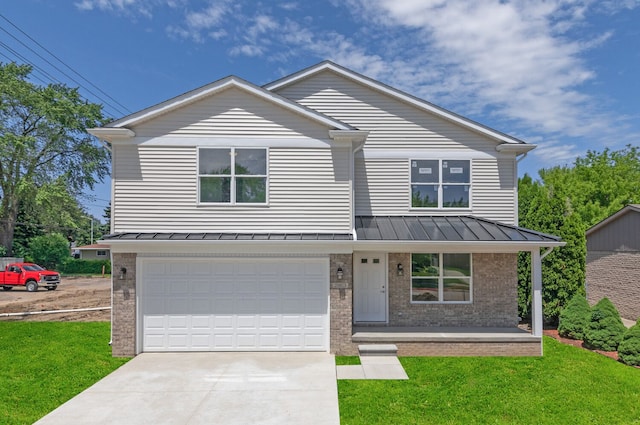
[{"xmin": 74, "ymin": 0, "xmax": 163, "ymax": 17}]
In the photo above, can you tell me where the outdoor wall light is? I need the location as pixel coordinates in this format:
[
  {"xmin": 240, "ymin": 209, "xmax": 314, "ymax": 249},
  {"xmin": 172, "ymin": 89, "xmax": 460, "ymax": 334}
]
[
  {"xmin": 397, "ymin": 263, "xmax": 404, "ymax": 276},
  {"xmin": 337, "ymin": 266, "xmax": 344, "ymax": 280},
  {"xmin": 118, "ymin": 267, "xmax": 127, "ymax": 280}
]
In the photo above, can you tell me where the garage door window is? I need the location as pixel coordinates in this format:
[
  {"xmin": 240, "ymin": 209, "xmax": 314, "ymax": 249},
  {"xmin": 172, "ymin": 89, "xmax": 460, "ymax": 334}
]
[{"xmin": 199, "ymin": 148, "xmax": 267, "ymax": 204}]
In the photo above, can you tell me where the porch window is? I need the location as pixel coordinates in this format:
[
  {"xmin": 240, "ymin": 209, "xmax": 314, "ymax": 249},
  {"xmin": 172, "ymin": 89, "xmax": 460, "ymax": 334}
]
[
  {"xmin": 411, "ymin": 253, "xmax": 472, "ymax": 303},
  {"xmin": 198, "ymin": 148, "xmax": 267, "ymax": 204},
  {"xmin": 96, "ymin": 250, "xmax": 107, "ymax": 256},
  {"xmin": 410, "ymin": 159, "xmax": 470, "ymax": 208}
]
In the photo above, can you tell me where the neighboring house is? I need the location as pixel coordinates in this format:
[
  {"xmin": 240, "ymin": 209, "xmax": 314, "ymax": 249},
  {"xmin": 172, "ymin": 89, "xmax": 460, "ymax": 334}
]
[
  {"xmin": 586, "ymin": 204, "xmax": 640, "ymax": 321},
  {"xmin": 89, "ymin": 61, "xmax": 562, "ymax": 358},
  {"xmin": 73, "ymin": 244, "xmax": 111, "ymax": 260}
]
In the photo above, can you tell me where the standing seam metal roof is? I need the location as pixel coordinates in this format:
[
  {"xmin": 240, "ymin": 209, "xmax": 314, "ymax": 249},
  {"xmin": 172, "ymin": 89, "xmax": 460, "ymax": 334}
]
[
  {"xmin": 101, "ymin": 216, "xmax": 560, "ymax": 243},
  {"xmin": 354, "ymin": 216, "xmax": 561, "ymax": 242}
]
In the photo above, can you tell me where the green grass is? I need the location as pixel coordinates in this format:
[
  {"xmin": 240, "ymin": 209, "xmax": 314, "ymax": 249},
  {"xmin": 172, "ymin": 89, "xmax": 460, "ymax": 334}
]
[
  {"xmin": 338, "ymin": 337, "xmax": 640, "ymax": 424},
  {"xmin": 336, "ymin": 356, "xmax": 361, "ymax": 365},
  {"xmin": 0, "ymin": 322, "xmax": 129, "ymax": 424}
]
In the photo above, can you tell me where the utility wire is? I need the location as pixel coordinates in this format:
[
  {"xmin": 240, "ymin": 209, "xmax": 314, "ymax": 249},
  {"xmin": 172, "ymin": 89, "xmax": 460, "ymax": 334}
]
[
  {"xmin": 0, "ymin": 26, "xmax": 126, "ymax": 118},
  {"xmin": 0, "ymin": 14, "xmax": 131, "ymax": 118},
  {"xmin": 0, "ymin": 13, "xmax": 132, "ymax": 115}
]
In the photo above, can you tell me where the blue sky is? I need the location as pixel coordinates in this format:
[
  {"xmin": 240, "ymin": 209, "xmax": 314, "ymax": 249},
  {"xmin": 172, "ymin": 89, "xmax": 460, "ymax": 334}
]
[{"xmin": 2, "ymin": 0, "xmax": 640, "ymax": 221}]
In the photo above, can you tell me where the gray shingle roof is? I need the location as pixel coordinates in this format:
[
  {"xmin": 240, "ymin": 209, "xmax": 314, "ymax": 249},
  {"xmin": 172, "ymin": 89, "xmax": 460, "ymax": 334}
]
[{"xmin": 355, "ymin": 216, "xmax": 561, "ymax": 242}]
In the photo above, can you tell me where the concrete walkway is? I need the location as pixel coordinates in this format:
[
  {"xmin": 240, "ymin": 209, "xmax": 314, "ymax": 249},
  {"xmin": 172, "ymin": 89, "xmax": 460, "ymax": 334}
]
[
  {"xmin": 35, "ymin": 352, "xmax": 339, "ymax": 425},
  {"xmin": 336, "ymin": 355, "xmax": 409, "ymax": 380}
]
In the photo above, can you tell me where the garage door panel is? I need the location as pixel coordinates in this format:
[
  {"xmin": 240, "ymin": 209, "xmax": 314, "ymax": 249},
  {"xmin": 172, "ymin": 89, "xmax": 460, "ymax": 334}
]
[{"xmin": 141, "ymin": 257, "xmax": 328, "ymax": 352}]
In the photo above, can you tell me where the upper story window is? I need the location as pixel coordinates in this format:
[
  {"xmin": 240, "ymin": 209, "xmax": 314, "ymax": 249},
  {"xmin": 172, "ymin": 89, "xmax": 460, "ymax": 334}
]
[
  {"xmin": 198, "ymin": 148, "xmax": 267, "ymax": 204},
  {"xmin": 410, "ymin": 159, "xmax": 470, "ymax": 208}
]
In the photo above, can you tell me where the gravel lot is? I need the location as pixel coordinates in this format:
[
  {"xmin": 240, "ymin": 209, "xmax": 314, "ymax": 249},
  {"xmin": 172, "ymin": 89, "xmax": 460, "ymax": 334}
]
[{"xmin": 0, "ymin": 276, "xmax": 110, "ymax": 322}]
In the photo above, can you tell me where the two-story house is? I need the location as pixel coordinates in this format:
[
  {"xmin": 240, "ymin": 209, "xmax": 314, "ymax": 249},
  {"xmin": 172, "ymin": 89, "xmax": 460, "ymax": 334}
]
[{"xmin": 89, "ymin": 61, "xmax": 562, "ymax": 358}]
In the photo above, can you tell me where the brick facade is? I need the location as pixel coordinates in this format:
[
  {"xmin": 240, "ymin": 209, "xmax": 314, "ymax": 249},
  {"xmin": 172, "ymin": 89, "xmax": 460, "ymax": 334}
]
[
  {"xmin": 111, "ymin": 251, "xmax": 528, "ymax": 357},
  {"xmin": 386, "ymin": 252, "xmax": 519, "ymax": 327},
  {"xmin": 394, "ymin": 341, "xmax": 541, "ymax": 356},
  {"xmin": 111, "ymin": 253, "xmax": 137, "ymax": 357},
  {"xmin": 329, "ymin": 254, "xmax": 357, "ymax": 355},
  {"xmin": 586, "ymin": 251, "xmax": 640, "ymax": 321}
]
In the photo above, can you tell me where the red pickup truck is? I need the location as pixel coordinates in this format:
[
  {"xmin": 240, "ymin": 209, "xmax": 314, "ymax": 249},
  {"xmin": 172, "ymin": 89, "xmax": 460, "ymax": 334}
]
[{"xmin": 0, "ymin": 263, "xmax": 61, "ymax": 292}]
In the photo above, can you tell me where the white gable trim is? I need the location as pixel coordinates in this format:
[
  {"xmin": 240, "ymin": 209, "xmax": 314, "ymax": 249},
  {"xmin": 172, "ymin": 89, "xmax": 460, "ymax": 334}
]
[
  {"xmin": 103, "ymin": 76, "xmax": 354, "ymax": 132},
  {"xmin": 265, "ymin": 61, "xmax": 529, "ymax": 146}
]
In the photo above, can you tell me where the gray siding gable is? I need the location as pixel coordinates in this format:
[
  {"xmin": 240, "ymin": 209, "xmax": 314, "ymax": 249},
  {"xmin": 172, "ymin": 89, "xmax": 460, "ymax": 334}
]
[{"xmin": 587, "ymin": 206, "xmax": 640, "ymax": 251}]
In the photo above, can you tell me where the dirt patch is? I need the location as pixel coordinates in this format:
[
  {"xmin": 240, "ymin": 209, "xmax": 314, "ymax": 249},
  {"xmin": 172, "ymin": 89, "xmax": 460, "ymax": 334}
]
[{"xmin": 0, "ymin": 276, "xmax": 110, "ymax": 322}]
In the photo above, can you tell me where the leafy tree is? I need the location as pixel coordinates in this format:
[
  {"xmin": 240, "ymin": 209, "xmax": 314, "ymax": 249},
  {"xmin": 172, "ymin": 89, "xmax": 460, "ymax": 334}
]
[
  {"xmin": 583, "ymin": 298, "xmax": 627, "ymax": 351},
  {"xmin": 618, "ymin": 319, "xmax": 640, "ymax": 366},
  {"xmin": 27, "ymin": 233, "xmax": 70, "ymax": 270},
  {"xmin": 0, "ymin": 62, "xmax": 109, "ymax": 255},
  {"xmin": 539, "ymin": 145, "xmax": 640, "ymax": 227},
  {"xmin": 558, "ymin": 294, "xmax": 591, "ymax": 340}
]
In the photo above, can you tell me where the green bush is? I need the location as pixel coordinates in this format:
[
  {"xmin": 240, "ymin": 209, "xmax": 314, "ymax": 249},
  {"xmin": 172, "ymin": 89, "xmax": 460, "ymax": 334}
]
[
  {"xmin": 27, "ymin": 233, "xmax": 69, "ymax": 270},
  {"xmin": 60, "ymin": 259, "xmax": 111, "ymax": 275},
  {"xmin": 618, "ymin": 319, "xmax": 640, "ymax": 366},
  {"xmin": 558, "ymin": 294, "xmax": 591, "ymax": 340},
  {"xmin": 583, "ymin": 298, "xmax": 627, "ymax": 351}
]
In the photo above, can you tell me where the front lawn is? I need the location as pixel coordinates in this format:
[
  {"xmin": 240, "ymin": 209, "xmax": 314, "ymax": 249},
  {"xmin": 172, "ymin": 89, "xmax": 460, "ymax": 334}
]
[
  {"xmin": 338, "ymin": 338, "xmax": 640, "ymax": 424},
  {"xmin": 0, "ymin": 322, "xmax": 129, "ymax": 424}
]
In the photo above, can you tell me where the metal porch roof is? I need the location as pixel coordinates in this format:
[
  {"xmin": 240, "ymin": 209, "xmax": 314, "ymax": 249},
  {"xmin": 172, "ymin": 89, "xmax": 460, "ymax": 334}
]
[{"xmin": 355, "ymin": 216, "xmax": 561, "ymax": 243}]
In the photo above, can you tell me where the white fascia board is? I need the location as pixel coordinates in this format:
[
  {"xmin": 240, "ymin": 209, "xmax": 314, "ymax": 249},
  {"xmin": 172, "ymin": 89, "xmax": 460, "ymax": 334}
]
[
  {"xmin": 266, "ymin": 62, "xmax": 528, "ymax": 146},
  {"xmin": 87, "ymin": 127, "xmax": 135, "ymax": 142},
  {"xmin": 106, "ymin": 77, "xmax": 352, "ymax": 131},
  {"xmin": 352, "ymin": 240, "xmax": 565, "ymax": 253},
  {"xmin": 329, "ymin": 130, "xmax": 369, "ymax": 143},
  {"xmin": 496, "ymin": 143, "xmax": 537, "ymax": 154},
  {"xmin": 104, "ymin": 238, "xmax": 564, "ymax": 254}
]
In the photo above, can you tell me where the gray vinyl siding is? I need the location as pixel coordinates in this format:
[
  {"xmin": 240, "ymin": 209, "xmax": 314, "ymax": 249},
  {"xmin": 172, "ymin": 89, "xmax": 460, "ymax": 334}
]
[
  {"xmin": 112, "ymin": 144, "xmax": 351, "ymax": 233},
  {"xmin": 276, "ymin": 71, "xmax": 516, "ymax": 223},
  {"xmin": 132, "ymin": 86, "xmax": 330, "ymax": 140},
  {"xmin": 587, "ymin": 211, "xmax": 640, "ymax": 251}
]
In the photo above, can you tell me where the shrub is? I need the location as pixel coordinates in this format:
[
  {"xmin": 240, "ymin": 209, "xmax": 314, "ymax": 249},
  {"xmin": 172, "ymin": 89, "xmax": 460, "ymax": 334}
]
[
  {"xmin": 60, "ymin": 259, "xmax": 111, "ymax": 275},
  {"xmin": 27, "ymin": 233, "xmax": 69, "ymax": 270},
  {"xmin": 558, "ymin": 294, "xmax": 591, "ymax": 340},
  {"xmin": 618, "ymin": 319, "xmax": 640, "ymax": 366},
  {"xmin": 583, "ymin": 298, "xmax": 627, "ymax": 351}
]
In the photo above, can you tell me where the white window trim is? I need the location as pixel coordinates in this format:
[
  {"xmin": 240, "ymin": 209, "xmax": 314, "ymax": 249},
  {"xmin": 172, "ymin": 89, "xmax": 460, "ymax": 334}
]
[
  {"xmin": 410, "ymin": 253, "xmax": 473, "ymax": 304},
  {"xmin": 96, "ymin": 250, "xmax": 107, "ymax": 257},
  {"xmin": 409, "ymin": 159, "xmax": 472, "ymax": 210},
  {"xmin": 197, "ymin": 147, "xmax": 269, "ymax": 206}
]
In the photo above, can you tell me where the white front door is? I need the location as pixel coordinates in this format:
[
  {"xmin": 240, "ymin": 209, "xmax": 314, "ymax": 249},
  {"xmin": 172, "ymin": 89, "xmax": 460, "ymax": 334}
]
[{"xmin": 354, "ymin": 252, "xmax": 387, "ymax": 322}]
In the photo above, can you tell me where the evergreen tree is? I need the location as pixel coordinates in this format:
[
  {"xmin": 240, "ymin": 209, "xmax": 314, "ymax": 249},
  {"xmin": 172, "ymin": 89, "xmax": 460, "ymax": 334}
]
[
  {"xmin": 618, "ymin": 319, "xmax": 640, "ymax": 366},
  {"xmin": 583, "ymin": 298, "xmax": 627, "ymax": 351},
  {"xmin": 558, "ymin": 294, "xmax": 591, "ymax": 340}
]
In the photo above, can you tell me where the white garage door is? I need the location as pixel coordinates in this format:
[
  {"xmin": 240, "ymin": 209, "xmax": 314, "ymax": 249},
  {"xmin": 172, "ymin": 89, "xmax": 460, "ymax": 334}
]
[{"xmin": 140, "ymin": 257, "xmax": 329, "ymax": 352}]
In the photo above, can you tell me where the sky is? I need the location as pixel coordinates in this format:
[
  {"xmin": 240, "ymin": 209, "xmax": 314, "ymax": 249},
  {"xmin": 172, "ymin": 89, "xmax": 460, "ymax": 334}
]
[{"xmin": 2, "ymin": 0, "xmax": 640, "ymax": 221}]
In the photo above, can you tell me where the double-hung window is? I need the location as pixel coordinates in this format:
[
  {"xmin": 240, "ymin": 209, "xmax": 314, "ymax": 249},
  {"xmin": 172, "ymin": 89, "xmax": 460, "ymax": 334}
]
[
  {"xmin": 411, "ymin": 253, "xmax": 472, "ymax": 303},
  {"xmin": 411, "ymin": 159, "xmax": 470, "ymax": 208},
  {"xmin": 198, "ymin": 148, "xmax": 267, "ymax": 204}
]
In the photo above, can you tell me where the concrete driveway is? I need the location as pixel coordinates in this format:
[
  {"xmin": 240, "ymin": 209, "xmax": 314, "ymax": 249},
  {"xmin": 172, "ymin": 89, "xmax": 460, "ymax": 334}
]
[{"xmin": 34, "ymin": 352, "xmax": 339, "ymax": 425}]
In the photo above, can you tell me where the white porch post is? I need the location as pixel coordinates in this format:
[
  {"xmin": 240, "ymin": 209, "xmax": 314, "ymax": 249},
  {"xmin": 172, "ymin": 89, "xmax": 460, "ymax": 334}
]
[{"xmin": 531, "ymin": 249, "xmax": 543, "ymax": 337}]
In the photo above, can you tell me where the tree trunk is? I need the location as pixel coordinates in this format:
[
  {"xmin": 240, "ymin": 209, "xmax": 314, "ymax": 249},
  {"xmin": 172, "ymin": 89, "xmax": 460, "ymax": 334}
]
[{"xmin": 0, "ymin": 197, "xmax": 19, "ymax": 256}]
